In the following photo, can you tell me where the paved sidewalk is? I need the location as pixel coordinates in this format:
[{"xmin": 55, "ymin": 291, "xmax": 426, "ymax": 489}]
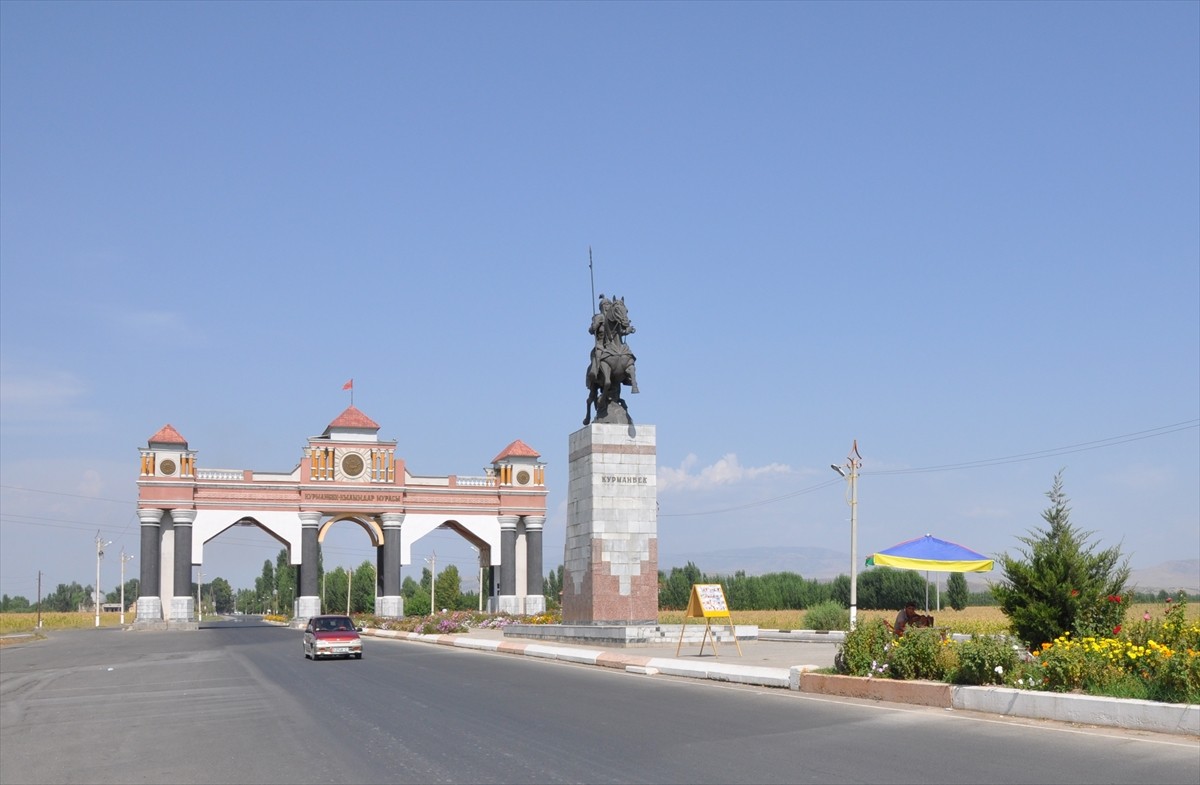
[{"xmin": 362, "ymin": 626, "xmax": 1200, "ymax": 738}]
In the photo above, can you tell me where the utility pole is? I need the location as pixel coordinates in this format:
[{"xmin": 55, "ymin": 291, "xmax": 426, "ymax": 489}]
[
  {"xmin": 426, "ymin": 551, "xmax": 437, "ymax": 614},
  {"xmin": 94, "ymin": 532, "xmax": 111, "ymax": 628},
  {"xmin": 120, "ymin": 549, "xmax": 134, "ymax": 624},
  {"xmin": 37, "ymin": 571, "xmax": 42, "ymax": 629},
  {"xmin": 831, "ymin": 440, "xmax": 863, "ymax": 630},
  {"xmin": 196, "ymin": 570, "xmax": 204, "ymax": 622},
  {"xmin": 346, "ymin": 568, "xmax": 353, "ymax": 615}
]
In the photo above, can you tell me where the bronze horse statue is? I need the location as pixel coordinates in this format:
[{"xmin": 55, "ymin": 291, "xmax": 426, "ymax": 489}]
[{"xmin": 584, "ymin": 296, "xmax": 639, "ymax": 425}]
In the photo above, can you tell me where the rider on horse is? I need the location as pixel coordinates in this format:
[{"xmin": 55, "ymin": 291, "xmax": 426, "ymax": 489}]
[{"xmin": 589, "ymin": 294, "xmax": 639, "ymax": 394}]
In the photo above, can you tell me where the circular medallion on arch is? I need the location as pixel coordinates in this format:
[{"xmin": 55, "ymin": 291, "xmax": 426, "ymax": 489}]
[
  {"xmin": 341, "ymin": 453, "xmax": 365, "ymax": 478},
  {"xmin": 159, "ymin": 459, "xmax": 177, "ymax": 476},
  {"xmin": 516, "ymin": 470, "xmax": 531, "ymax": 485}
]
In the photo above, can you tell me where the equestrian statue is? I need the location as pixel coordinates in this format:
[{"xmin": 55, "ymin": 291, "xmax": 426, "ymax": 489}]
[{"xmin": 584, "ymin": 293, "xmax": 640, "ymax": 425}]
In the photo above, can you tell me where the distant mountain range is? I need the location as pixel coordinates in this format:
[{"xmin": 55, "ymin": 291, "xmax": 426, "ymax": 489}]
[{"xmin": 660, "ymin": 546, "xmax": 1200, "ymax": 596}]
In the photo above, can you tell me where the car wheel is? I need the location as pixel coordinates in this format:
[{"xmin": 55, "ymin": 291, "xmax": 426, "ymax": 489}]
[{"xmin": 355, "ymin": 653, "xmax": 363, "ymax": 659}]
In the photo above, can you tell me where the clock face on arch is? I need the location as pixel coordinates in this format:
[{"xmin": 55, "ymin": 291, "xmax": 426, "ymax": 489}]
[{"xmin": 516, "ymin": 470, "xmax": 531, "ymax": 485}]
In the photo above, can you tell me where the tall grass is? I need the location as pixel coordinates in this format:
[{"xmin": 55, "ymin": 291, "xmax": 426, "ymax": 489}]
[
  {"xmin": 656, "ymin": 604, "xmax": 1196, "ymax": 637},
  {"xmin": 0, "ymin": 612, "xmax": 130, "ymax": 635}
]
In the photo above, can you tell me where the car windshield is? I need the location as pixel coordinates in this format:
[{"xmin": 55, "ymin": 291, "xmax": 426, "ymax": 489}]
[{"xmin": 317, "ymin": 617, "xmax": 354, "ymax": 632}]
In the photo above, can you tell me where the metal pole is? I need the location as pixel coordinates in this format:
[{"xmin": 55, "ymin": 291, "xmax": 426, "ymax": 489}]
[
  {"xmin": 120, "ymin": 549, "xmax": 134, "ymax": 624},
  {"xmin": 849, "ymin": 448, "xmax": 859, "ymax": 631},
  {"xmin": 197, "ymin": 570, "xmax": 203, "ymax": 622},
  {"xmin": 94, "ymin": 532, "xmax": 109, "ymax": 628},
  {"xmin": 832, "ymin": 441, "xmax": 862, "ymax": 631}
]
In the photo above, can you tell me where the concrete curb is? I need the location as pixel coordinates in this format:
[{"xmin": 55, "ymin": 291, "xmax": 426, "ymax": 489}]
[{"xmin": 362, "ymin": 628, "xmax": 1200, "ymax": 737}]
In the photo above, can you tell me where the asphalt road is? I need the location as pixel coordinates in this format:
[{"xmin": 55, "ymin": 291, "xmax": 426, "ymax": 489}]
[{"xmin": 1, "ymin": 619, "xmax": 1197, "ymax": 785}]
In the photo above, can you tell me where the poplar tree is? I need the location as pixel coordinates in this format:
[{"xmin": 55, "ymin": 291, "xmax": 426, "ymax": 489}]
[{"xmin": 946, "ymin": 572, "xmax": 969, "ymax": 611}]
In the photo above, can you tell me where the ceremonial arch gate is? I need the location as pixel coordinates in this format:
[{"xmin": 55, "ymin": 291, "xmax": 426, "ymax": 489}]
[{"xmin": 134, "ymin": 406, "xmax": 547, "ymax": 626}]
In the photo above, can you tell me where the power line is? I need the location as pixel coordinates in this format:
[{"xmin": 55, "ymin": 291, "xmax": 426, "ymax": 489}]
[
  {"xmin": 865, "ymin": 420, "xmax": 1198, "ymax": 476},
  {"xmin": 660, "ymin": 419, "xmax": 1198, "ymax": 518}
]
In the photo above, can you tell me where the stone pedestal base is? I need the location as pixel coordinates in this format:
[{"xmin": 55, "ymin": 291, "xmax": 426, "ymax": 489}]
[
  {"xmin": 296, "ymin": 595, "xmax": 321, "ymax": 621},
  {"xmin": 563, "ymin": 423, "xmax": 658, "ymax": 625},
  {"xmin": 489, "ymin": 595, "xmax": 546, "ymax": 615},
  {"xmin": 134, "ymin": 596, "xmax": 162, "ymax": 625},
  {"xmin": 169, "ymin": 596, "xmax": 194, "ymax": 623},
  {"xmin": 376, "ymin": 595, "xmax": 404, "ymax": 618}
]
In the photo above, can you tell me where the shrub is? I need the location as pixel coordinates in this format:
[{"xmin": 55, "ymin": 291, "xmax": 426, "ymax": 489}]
[
  {"xmin": 804, "ymin": 601, "xmax": 849, "ymax": 632},
  {"xmin": 835, "ymin": 618, "xmax": 892, "ymax": 676},
  {"xmin": 887, "ymin": 628, "xmax": 952, "ymax": 681},
  {"xmin": 953, "ymin": 634, "xmax": 1019, "ymax": 685}
]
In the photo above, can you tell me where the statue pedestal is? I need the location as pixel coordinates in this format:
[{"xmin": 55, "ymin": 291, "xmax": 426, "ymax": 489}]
[{"xmin": 562, "ymin": 423, "xmax": 657, "ymax": 624}]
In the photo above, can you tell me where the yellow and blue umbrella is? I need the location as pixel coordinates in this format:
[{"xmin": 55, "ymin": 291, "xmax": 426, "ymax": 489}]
[{"xmin": 865, "ymin": 534, "xmax": 993, "ymax": 573}]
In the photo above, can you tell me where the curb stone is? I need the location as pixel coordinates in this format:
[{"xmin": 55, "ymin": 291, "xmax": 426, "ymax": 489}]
[{"xmin": 362, "ymin": 628, "xmax": 1200, "ymax": 737}]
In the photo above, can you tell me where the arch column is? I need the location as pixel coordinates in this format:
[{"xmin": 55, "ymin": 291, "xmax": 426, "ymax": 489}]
[
  {"xmin": 297, "ymin": 512, "xmax": 321, "ymax": 620},
  {"xmin": 135, "ymin": 509, "xmax": 164, "ymax": 624},
  {"xmin": 377, "ymin": 513, "xmax": 405, "ymax": 617},
  {"xmin": 495, "ymin": 516, "xmax": 520, "ymax": 614},
  {"xmin": 523, "ymin": 516, "xmax": 546, "ymax": 614},
  {"xmin": 169, "ymin": 509, "xmax": 197, "ymax": 622}
]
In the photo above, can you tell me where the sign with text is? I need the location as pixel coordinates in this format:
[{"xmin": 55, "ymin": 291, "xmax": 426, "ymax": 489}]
[
  {"xmin": 677, "ymin": 583, "xmax": 741, "ymax": 657},
  {"xmin": 685, "ymin": 584, "xmax": 730, "ymax": 618}
]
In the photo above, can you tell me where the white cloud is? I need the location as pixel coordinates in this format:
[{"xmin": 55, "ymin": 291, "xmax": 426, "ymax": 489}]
[{"xmin": 659, "ymin": 453, "xmax": 793, "ymax": 493}]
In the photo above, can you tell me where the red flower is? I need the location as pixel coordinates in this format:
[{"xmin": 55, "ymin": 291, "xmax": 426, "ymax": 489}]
[
  {"xmin": 1069, "ymin": 589, "xmax": 1080, "ymax": 597},
  {"xmin": 1113, "ymin": 625, "xmax": 1122, "ymax": 634}
]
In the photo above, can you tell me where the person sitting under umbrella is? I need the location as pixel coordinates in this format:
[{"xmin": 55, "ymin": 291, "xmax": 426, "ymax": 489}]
[{"xmin": 894, "ymin": 601, "xmax": 934, "ymax": 635}]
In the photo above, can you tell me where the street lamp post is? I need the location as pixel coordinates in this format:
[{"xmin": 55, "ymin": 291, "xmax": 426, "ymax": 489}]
[
  {"xmin": 831, "ymin": 440, "xmax": 863, "ymax": 630},
  {"xmin": 424, "ymin": 552, "xmax": 437, "ymax": 614},
  {"xmin": 94, "ymin": 532, "xmax": 111, "ymax": 628},
  {"xmin": 119, "ymin": 549, "xmax": 134, "ymax": 624},
  {"xmin": 197, "ymin": 570, "xmax": 204, "ymax": 622}
]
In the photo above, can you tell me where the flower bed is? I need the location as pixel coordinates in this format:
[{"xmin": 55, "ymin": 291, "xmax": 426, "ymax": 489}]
[
  {"xmin": 356, "ymin": 609, "xmax": 562, "ymax": 636},
  {"xmin": 835, "ymin": 598, "xmax": 1200, "ymax": 704}
]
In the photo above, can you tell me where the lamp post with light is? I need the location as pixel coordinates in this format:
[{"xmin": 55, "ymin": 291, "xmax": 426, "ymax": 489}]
[
  {"xmin": 94, "ymin": 532, "xmax": 111, "ymax": 627},
  {"xmin": 119, "ymin": 549, "xmax": 134, "ymax": 624},
  {"xmin": 831, "ymin": 440, "xmax": 863, "ymax": 630}
]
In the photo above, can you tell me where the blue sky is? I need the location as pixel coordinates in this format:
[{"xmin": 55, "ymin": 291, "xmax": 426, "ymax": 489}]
[{"xmin": 2, "ymin": 1, "xmax": 1197, "ymax": 601}]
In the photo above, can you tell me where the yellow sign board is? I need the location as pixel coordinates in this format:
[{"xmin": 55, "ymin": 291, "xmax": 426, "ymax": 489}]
[
  {"xmin": 686, "ymin": 583, "xmax": 730, "ymax": 618},
  {"xmin": 677, "ymin": 584, "xmax": 742, "ymax": 657}
]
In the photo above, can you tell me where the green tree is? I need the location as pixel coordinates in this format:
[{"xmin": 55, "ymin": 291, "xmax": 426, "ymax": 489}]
[
  {"xmin": 235, "ymin": 588, "xmax": 257, "ymax": 614},
  {"xmin": 209, "ymin": 577, "xmax": 234, "ymax": 614},
  {"xmin": 1, "ymin": 595, "xmax": 32, "ymax": 612},
  {"xmin": 351, "ymin": 560, "xmax": 376, "ymax": 614},
  {"xmin": 324, "ymin": 567, "xmax": 348, "ymax": 614},
  {"xmin": 44, "ymin": 582, "xmax": 89, "ymax": 612},
  {"xmin": 659, "ymin": 562, "xmax": 701, "ymax": 610},
  {"xmin": 946, "ymin": 572, "xmax": 969, "ymax": 611},
  {"xmin": 105, "ymin": 578, "xmax": 139, "ymax": 607},
  {"xmin": 275, "ymin": 550, "xmax": 296, "ymax": 616},
  {"xmin": 259, "ymin": 560, "xmax": 276, "ymax": 612},
  {"xmin": 433, "ymin": 564, "xmax": 462, "ymax": 611},
  {"xmin": 543, "ymin": 564, "xmax": 563, "ymax": 608},
  {"xmin": 992, "ymin": 471, "xmax": 1130, "ymax": 648},
  {"xmin": 856, "ymin": 567, "xmax": 929, "ymax": 610},
  {"xmin": 405, "ymin": 585, "xmax": 431, "ymax": 616}
]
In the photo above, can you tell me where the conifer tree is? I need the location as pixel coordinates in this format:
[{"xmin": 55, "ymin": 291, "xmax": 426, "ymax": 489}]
[
  {"xmin": 945, "ymin": 572, "xmax": 969, "ymax": 611},
  {"xmin": 992, "ymin": 471, "xmax": 1129, "ymax": 647}
]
